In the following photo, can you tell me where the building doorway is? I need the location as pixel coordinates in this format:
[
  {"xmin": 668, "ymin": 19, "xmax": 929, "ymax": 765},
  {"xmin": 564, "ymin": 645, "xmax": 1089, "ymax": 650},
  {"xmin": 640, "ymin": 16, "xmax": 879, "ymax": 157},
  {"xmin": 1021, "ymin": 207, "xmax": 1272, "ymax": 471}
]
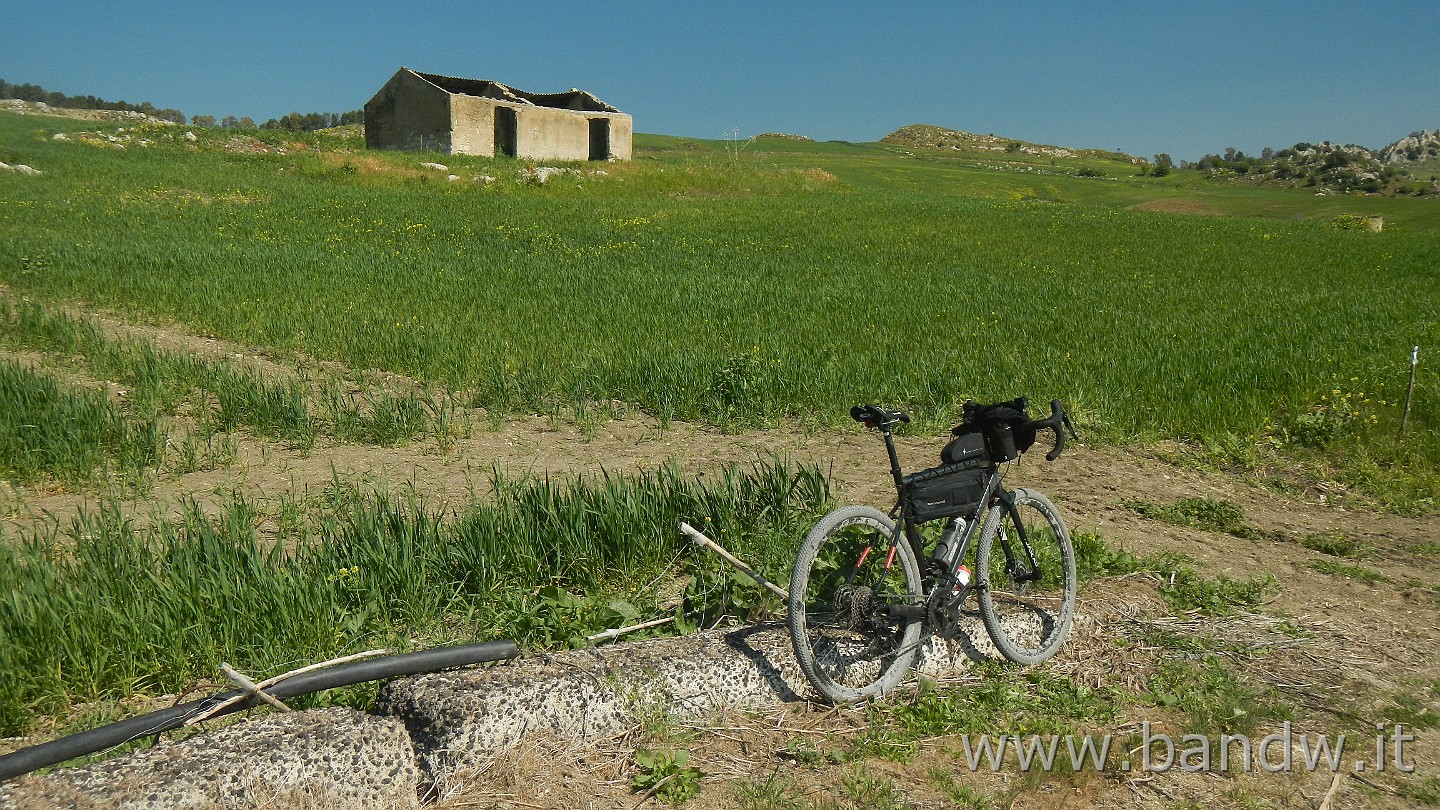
[
  {"xmin": 494, "ymin": 107, "xmax": 517, "ymax": 157},
  {"xmin": 588, "ymin": 118, "xmax": 610, "ymax": 161}
]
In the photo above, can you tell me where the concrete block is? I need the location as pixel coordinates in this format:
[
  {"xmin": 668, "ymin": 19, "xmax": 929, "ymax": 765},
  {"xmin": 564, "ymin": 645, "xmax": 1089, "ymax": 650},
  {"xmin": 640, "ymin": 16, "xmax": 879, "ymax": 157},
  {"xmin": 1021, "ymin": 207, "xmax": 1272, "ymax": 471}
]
[{"xmin": 0, "ymin": 708, "xmax": 420, "ymax": 810}]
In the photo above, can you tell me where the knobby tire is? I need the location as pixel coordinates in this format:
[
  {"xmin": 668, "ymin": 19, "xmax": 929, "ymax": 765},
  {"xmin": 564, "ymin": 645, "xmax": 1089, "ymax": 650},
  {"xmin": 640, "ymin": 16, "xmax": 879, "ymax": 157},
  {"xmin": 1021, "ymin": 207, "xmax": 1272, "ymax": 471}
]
[
  {"xmin": 787, "ymin": 505, "xmax": 923, "ymax": 704},
  {"xmin": 975, "ymin": 488, "xmax": 1077, "ymax": 665}
]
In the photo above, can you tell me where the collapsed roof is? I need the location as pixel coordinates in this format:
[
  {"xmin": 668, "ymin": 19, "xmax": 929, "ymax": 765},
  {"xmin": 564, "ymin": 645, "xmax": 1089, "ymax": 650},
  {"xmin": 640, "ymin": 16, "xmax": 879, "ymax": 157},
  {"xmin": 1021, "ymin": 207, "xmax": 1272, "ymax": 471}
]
[{"xmin": 408, "ymin": 69, "xmax": 621, "ymax": 113}]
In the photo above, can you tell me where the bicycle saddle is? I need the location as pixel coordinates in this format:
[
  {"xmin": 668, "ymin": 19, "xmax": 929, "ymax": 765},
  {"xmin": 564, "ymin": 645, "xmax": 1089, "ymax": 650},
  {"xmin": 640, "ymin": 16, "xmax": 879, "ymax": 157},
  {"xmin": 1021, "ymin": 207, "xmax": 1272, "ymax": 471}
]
[{"xmin": 851, "ymin": 404, "xmax": 910, "ymax": 428}]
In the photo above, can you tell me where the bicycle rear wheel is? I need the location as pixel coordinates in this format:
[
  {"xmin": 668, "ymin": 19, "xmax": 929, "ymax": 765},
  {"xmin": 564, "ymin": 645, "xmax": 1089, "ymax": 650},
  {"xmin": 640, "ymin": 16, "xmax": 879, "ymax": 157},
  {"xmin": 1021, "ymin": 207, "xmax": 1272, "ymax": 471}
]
[
  {"xmin": 787, "ymin": 505, "xmax": 923, "ymax": 704},
  {"xmin": 975, "ymin": 488, "xmax": 1076, "ymax": 665}
]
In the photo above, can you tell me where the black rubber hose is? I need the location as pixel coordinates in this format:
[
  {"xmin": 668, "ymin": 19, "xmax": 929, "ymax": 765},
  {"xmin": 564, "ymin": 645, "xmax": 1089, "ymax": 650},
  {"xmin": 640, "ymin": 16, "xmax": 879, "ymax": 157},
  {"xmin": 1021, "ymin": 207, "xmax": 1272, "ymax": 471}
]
[{"xmin": 0, "ymin": 639, "xmax": 519, "ymax": 782}]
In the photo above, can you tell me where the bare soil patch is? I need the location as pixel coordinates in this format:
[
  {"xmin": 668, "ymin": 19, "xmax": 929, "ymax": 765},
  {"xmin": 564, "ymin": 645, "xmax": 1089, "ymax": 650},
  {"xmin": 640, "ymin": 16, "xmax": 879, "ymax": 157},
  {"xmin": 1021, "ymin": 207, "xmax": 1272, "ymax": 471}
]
[{"xmin": 1133, "ymin": 198, "xmax": 1224, "ymax": 216}]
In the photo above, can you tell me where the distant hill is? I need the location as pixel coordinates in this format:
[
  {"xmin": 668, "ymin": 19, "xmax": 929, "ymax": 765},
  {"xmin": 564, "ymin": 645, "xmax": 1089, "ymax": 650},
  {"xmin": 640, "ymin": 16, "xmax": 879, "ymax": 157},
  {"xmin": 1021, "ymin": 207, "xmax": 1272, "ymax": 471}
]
[{"xmin": 881, "ymin": 124, "xmax": 1141, "ymax": 163}]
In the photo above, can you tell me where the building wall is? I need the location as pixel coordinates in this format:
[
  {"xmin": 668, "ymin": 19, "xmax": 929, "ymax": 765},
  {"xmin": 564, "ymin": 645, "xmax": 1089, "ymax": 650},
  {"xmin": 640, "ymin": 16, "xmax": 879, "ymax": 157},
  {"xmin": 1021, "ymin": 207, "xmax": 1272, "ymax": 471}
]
[
  {"xmin": 366, "ymin": 69, "xmax": 633, "ymax": 160},
  {"xmin": 446, "ymin": 98, "xmax": 632, "ymax": 161},
  {"xmin": 605, "ymin": 114, "xmax": 634, "ymax": 161},
  {"xmin": 511, "ymin": 104, "xmax": 593, "ymax": 161},
  {"xmin": 448, "ymin": 95, "xmax": 496, "ymax": 156},
  {"xmin": 364, "ymin": 71, "xmax": 453, "ymax": 152}
]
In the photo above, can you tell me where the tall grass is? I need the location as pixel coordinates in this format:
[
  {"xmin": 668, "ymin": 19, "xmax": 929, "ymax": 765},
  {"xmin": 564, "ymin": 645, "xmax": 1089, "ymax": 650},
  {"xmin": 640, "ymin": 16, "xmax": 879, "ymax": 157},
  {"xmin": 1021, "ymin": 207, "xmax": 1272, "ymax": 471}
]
[
  {"xmin": 0, "ymin": 458, "xmax": 828, "ymax": 735},
  {"xmin": 0, "ymin": 359, "xmax": 162, "ymax": 485},
  {"xmin": 0, "ymin": 113, "xmax": 1436, "ymax": 502},
  {"xmin": 0, "ymin": 298, "xmax": 466, "ymax": 457}
]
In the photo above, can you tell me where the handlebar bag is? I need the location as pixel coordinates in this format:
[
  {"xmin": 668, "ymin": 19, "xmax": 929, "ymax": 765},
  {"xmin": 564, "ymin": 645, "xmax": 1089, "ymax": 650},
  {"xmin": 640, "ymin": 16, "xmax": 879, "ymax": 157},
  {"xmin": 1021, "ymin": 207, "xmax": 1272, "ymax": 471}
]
[{"xmin": 953, "ymin": 397, "xmax": 1037, "ymax": 462}]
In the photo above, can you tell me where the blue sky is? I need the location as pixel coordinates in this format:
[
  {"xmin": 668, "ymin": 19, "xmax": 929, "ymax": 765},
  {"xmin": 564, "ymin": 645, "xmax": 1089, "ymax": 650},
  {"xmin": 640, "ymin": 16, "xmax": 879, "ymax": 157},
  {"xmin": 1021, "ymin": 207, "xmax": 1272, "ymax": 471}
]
[{"xmin": 7, "ymin": 1, "xmax": 1437, "ymax": 161}]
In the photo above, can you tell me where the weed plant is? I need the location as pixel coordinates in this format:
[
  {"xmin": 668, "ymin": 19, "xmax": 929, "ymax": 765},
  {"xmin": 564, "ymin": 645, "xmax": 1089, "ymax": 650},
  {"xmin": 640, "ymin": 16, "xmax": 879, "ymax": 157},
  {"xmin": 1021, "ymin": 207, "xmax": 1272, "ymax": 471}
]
[
  {"xmin": 875, "ymin": 663, "xmax": 1125, "ymax": 742},
  {"xmin": 0, "ymin": 458, "xmax": 828, "ymax": 736},
  {"xmin": 1307, "ymin": 559, "xmax": 1389, "ymax": 583},
  {"xmin": 1074, "ymin": 527, "xmax": 1274, "ymax": 614},
  {"xmin": 1149, "ymin": 656, "xmax": 1291, "ymax": 736}
]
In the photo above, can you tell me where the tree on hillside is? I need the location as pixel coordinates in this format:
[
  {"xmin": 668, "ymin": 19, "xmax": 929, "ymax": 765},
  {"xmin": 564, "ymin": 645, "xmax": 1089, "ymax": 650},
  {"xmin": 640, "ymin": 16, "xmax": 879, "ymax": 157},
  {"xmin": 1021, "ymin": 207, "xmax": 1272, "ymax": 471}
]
[
  {"xmin": 1, "ymin": 78, "xmax": 188, "ymax": 121},
  {"xmin": 191, "ymin": 114, "xmax": 217, "ymax": 127},
  {"xmin": 260, "ymin": 109, "xmax": 364, "ymax": 132}
]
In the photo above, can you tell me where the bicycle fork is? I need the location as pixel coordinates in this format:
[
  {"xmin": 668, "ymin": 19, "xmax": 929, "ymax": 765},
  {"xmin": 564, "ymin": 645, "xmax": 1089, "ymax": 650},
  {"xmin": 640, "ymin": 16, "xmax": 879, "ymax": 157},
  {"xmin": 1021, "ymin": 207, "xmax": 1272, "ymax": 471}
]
[{"xmin": 995, "ymin": 492, "xmax": 1042, "ymax": 584}]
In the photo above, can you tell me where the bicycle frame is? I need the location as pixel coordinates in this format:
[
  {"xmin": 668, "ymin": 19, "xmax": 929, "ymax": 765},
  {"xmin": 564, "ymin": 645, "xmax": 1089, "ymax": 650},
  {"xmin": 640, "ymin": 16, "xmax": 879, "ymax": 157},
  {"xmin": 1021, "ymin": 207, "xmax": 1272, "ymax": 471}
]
[{"xmin": 873, "ymin": 422, "xmax": 1040, "ymax": 604}]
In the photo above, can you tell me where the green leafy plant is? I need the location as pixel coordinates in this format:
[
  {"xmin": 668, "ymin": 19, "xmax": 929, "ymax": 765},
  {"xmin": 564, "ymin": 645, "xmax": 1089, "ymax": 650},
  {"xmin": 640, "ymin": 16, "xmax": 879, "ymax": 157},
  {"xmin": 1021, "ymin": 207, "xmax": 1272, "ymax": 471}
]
[
  {"xmin": 1123, "ymin": 496, "xmax": 1278, "ymax": 541},
  {"xmin": 839, "ymin": 767, "xmax": 909, "ymax": 809},
  {"xmin": 1159, "ymin": 567, "xmax": 1276, "ymax": 615},
  {"xmin": 1149, "ymin": 657, "xmax": 1290, "ymax": 736},
  {"xmin": 680, "ymin": 565, "xmax": 782, "ymax": 629},
  {"xmin": 631, "ymin": 748, "xmax": 704, "ymax": 805},
  {"xmin": 514, "ymin": 586, "xmax": 654, "ymax": 648},
  {"xmin": 734, "ymin": 770, "xmax": 805, "ymax": 810},
  {"xmin": 1071, "ymin": 530, "xmax": 1162, "ymax": 582},
  {"xmin": 1300, "ymin": 529, "xmax": 1368, "ymax": 558},
  {"xmin": 1308, "ymin": 559, "xmax": 1389, "ymax": 584}
]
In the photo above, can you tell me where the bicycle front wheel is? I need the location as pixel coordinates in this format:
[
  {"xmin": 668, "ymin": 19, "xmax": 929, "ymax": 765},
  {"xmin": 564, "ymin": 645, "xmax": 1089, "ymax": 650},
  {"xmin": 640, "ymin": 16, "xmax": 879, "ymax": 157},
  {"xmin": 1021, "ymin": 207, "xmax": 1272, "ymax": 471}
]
[
  {"xmin": 787, "ymin": 505, "xmax": 923, "ymax": 704},
  {"xmin": 976, "ymin": 488, "xmax": 1076, "ymax": 665}
]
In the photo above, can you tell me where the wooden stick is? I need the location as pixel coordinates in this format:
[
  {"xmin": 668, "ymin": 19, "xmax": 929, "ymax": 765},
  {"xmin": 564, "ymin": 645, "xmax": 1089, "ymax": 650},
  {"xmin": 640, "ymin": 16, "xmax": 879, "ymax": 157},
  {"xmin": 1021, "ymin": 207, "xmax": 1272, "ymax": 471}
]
[
  {"xmin": 184, "ymin": 648, "xmax": 391, "ymax": 726},
  {"xmin": 679, "ymin": 521, "xmax": 790, "ymax": 602},
  {"xmin": 248, "ymin": 648, "xmax": 392, "ymax": 690},
  {"xmin": 1317, "ymin": 770, "xmax": 1344, "ymax": 810},
  {"xmin": 587, "ymin": 615, "xmax": 676, "ymax": 643},
  {"xmin": 220, "ymin": 663, "xmax": 292, "ymax": 714}
]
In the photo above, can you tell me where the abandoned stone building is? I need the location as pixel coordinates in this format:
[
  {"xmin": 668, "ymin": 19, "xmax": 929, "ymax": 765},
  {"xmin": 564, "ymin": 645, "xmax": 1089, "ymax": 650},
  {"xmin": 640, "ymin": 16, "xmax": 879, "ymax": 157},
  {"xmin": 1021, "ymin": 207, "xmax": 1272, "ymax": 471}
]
[{"xmin": 363, "ymin": 68, "xmax": 632, "ymax": 161}]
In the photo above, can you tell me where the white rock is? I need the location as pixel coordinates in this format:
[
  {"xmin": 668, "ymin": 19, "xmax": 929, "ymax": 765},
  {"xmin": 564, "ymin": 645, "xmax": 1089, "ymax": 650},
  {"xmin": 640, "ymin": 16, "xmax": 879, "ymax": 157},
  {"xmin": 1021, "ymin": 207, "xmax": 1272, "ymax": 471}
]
[
  {"xmin": 184, "ymin": 131, "xmax": 198, "ymax": 142},
  {"xmin": 473, "ymin": 175, "xmax": 496, "ymax": 184},
  {"xmin": 419, "ymin": 162, "xmax": 448, "ymax": 171},
  {"xmin": 51, "ymin": 133, "xmax": 68, "ymax": 141},
  {"xmin": 521, "ymin": 166, "xmax": 575, "ymax": 185},
  {"xmin": 447, "ymin": 174, "xmax": 459, "ymax": 181},
  {"xmin": 13, "ymin": 165, "xmax": 41, "ymax": 176}
]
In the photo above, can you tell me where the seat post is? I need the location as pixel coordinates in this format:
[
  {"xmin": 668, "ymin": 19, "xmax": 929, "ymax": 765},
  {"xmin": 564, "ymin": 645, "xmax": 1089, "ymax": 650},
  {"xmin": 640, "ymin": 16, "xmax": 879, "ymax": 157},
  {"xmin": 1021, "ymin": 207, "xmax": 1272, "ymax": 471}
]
[{"xmin": 880, "ymin": 426, "xmax": 906, "ymax": 490}]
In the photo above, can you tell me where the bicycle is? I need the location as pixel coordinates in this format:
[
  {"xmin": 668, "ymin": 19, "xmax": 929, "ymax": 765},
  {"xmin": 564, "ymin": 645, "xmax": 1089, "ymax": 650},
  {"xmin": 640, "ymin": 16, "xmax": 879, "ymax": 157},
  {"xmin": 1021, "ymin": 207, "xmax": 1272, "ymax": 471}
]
[{"xmin": 786, "ymin": 398, "xmax": 1080, "ymax": 704}]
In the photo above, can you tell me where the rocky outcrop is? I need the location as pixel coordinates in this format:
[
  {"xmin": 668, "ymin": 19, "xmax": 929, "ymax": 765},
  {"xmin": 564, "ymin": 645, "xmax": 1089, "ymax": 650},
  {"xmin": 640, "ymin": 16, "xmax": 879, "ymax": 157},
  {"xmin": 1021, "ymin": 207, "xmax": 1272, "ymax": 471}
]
[
  {"xmin": 881, "ymin": 124, "xmax": 1140, "ymax": 163},
  {"xmin": 0, "ymin": 99, "xmax": 172, "ymax": 124},
  {"xmin": 1378, "ymin": 129, "xmax": 1440, "ymax": 165}
]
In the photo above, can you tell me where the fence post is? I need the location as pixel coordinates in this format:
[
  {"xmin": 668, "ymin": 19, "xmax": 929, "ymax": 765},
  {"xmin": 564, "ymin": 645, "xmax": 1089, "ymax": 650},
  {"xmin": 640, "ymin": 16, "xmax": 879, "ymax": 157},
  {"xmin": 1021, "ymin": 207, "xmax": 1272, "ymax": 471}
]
[{"xmin": 1399, "ymin": 345, "xmax": 1419, "ymax": 438}]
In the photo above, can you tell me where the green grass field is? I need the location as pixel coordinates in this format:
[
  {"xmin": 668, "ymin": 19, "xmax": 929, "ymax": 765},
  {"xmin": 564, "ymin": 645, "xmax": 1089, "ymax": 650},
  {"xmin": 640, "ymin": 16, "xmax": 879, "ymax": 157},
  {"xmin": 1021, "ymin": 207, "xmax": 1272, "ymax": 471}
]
[
  {"xmin": 0, "ymin": 110, "xmax": 1437, "ymax": 754},
  {"xmin": 0, "ymin": 459, "xmax": 826, "ymax": 735},
  {"xmin": 0, "ymin": 113, "xmax": 1436, "ymax": 508}
]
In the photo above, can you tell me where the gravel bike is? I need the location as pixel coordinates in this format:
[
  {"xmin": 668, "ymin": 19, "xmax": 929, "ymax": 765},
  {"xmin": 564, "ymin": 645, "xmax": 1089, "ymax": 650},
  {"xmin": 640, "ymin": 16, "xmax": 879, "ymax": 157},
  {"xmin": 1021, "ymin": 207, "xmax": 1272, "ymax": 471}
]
[{"xmin": 787, "ymin": 398, "xmax": 1079, "ymax": 704}]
